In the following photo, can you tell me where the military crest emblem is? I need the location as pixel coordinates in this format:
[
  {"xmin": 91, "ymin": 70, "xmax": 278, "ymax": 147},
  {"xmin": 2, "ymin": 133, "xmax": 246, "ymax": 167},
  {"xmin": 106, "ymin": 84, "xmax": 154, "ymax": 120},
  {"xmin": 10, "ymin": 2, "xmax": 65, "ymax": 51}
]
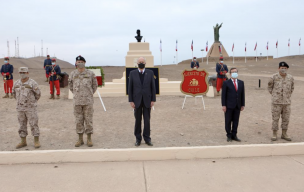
[{"xmin": 180, "ymin": 69, "xmax": 209, "ymax": 96}]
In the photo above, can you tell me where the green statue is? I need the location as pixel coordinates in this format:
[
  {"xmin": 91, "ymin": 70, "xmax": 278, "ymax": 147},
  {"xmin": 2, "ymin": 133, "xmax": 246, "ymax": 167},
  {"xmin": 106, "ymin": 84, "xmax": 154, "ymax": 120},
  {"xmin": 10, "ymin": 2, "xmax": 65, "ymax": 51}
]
[{"xmin": 213, "ymin": 23, "xmax": 223, "ymax": 42}]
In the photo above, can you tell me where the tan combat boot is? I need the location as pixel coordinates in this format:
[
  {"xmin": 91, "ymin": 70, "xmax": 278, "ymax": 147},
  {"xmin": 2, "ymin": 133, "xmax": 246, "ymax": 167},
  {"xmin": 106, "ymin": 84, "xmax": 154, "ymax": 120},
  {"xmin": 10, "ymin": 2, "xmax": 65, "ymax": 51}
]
[
  {"xmin": 16, "ymin": 137, "xmax": 27, "ymax": 149},
  {"xmin": 271, "ymin": 130, "xmax": 277, "ymax": 141},
  {"xmin": 9, "ymin": 93, "xmax": 13, "ymax": 99},
  {"xmin": 87, "ymin": 134, "xmax": 93, "ymax": 147},
  {"xmin": 49, "ymin": 94, "xmax": 54, "ymax": 99},
  {"xmin": 34, "ymin": 136, "xmax": 41, "ymax": 148},
  {"xmin": 75, "ymin": 133, "xmax": 84, "ymax": 147},
  {"xmin": 281, "ymin": 130, "xmax": 291, "ymax": 141},
  {"xmin": 2, "ymin": 93, "xmax": 9, "ymax": 98},
  {"xmin": 56, "ymin": 95, "xmax": 60, "ymax": 99}
]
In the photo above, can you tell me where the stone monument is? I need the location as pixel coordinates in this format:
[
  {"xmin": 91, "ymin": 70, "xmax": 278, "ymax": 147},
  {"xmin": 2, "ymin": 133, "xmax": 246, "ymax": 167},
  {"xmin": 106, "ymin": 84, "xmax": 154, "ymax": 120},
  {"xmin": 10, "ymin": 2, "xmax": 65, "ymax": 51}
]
[{"xmin": 206, "ymin": 23, "xmax": 229, "ymax": 58}]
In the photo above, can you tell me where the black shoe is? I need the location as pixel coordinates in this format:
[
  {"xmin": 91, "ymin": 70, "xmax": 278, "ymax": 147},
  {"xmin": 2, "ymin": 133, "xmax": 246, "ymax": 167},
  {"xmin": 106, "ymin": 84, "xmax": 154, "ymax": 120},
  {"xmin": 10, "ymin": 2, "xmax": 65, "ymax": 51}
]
[
  {"xmin": 227, "ymin": 137, "xmax": 232, "ymax": 142},
  {"xmin": 135, "ymin": 141, "xmax": 141, "ymax": 146},
  {"xmin": 232, "ymin": 136, "xmax": 241, "ymax": 142},
  {"xmin": 145, "ymin": 141, "xmax": 153, "ymax": 146}
]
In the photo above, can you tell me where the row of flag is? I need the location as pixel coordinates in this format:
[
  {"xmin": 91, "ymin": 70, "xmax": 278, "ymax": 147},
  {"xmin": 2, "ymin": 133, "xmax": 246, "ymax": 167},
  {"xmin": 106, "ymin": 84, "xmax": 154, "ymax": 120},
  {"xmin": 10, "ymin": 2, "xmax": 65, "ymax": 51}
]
[{"xmin": 159, "ymin": 39, "xmax": 302, "ymax": 52}]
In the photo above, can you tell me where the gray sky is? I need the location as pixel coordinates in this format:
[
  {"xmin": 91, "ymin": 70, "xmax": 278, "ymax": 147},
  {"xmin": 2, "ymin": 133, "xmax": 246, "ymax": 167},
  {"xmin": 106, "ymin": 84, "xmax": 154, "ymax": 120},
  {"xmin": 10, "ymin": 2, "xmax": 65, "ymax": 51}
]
[{"xmin": 1, "ymin": 0, "xmax": 303, "ymax": 66}]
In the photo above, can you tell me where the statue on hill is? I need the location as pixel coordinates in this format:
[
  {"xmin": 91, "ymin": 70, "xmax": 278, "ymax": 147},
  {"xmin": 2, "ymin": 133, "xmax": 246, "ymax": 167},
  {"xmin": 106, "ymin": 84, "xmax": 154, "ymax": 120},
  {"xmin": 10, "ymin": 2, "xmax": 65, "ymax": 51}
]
[
  {"xmin": 135, "ymin": 29, "xmax": 143, "ymax": 42},
  {"xmin": 214, "ymin": 23, "xmax": 223, "ymax": 42}
]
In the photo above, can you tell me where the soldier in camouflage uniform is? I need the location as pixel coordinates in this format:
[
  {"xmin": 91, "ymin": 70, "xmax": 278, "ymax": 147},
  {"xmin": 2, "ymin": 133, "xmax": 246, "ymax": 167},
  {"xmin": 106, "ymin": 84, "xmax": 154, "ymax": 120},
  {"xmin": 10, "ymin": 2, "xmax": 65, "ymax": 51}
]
[
  {"xmin": 268, "ymin": 62, "xmax": 294, "ymax": 141},
  {"xmin": 68, "ymin": 55, "xmax": 98, "ymax": 147},
  {"xmin": 12, "ymin": 67, "xmax": 41, "ymax": 149}
]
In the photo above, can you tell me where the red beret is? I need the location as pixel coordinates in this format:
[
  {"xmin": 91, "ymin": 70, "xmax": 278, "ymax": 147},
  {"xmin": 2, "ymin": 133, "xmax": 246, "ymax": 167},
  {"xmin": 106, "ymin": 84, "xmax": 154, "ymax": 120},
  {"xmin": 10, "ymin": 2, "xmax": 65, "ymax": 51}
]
[
  {"xmin": 193, "ymin": 57, "xmax": 196, "ymax": 59},
  {"xmin": 51, "ymin": 59, "xmax": 56, "ymax": 61},
  {"xmin": 219, "ymin": 56, "xmax": 223, "ymax": 60},
  {"xmin": 4, "ymin": 57, "xmax": 9, "ymax": 60}
]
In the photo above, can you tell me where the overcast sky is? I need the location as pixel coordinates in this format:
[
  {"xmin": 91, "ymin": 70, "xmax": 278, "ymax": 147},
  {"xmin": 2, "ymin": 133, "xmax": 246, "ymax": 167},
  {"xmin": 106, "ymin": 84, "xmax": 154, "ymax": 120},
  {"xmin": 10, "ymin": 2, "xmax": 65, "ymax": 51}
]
[{"xmin": 1, "ymin": 0, "xmax": 303, "ymax": 66}]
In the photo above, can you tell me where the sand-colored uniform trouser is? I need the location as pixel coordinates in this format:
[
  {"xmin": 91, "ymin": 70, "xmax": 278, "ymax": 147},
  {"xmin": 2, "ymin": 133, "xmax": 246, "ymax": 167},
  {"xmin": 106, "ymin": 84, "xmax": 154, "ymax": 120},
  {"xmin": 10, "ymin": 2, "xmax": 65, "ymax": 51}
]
[
  {"xmin": 74, "ymin": 105, "xmax": 94, "ymax": 134},
  {"xmin": 271, "ymin": 104, "xmax": 291, "ymax": 130},
  {"xmin": 18, "ymin": 110, "xmax": 40, "ymax": 137}
]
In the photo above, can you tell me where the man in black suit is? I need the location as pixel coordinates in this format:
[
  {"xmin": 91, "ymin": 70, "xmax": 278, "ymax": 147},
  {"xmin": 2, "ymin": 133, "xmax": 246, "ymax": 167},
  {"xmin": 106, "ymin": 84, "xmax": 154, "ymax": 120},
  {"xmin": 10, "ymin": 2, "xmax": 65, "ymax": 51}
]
[
  {"xmin": 221, "ymin": 68, "xmax": 245, "ymax": 142},
  {"xmin": 128, "ymin": 57, "xmax": 156, "ymax": 147}
]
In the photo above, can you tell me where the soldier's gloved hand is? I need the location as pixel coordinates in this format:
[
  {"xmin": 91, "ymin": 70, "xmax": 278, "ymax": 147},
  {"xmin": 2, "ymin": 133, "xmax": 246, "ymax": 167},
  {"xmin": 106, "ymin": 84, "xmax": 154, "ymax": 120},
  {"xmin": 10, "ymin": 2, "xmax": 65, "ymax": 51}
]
[{"xmin": 6, "ymin": 72, "xmax": 10, "ymax": 76}]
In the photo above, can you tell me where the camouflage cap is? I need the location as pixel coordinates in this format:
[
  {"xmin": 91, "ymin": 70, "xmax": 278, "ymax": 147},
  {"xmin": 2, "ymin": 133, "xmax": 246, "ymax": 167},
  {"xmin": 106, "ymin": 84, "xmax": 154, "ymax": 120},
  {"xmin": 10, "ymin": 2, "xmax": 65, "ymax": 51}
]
[{"xmin": 19, "ymin": 67, "xmax": 29, "ymax": 73}]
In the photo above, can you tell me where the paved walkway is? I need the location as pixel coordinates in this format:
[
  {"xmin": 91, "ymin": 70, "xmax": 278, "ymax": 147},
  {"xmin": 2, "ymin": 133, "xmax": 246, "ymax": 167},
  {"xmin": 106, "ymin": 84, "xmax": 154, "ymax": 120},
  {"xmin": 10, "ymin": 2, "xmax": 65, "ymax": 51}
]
[{"xmin": 1, "ymin": 155, "xmax": 304, "ymax": 192}]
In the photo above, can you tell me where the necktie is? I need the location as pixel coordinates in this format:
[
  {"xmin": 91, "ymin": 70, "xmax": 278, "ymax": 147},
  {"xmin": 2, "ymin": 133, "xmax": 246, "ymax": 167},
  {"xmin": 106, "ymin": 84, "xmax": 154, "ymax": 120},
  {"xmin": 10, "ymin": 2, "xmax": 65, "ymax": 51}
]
[{"xmin": 233, "ymin": 79, "xmax": 237, "ymax": 91}]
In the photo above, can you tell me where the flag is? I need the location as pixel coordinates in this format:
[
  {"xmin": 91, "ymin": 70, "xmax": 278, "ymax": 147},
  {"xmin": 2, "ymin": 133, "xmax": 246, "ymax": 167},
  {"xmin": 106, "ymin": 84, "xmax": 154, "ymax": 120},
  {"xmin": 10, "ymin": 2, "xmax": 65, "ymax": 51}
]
[
  {"xmin": 299, "ymin": 38, "xmax": 301, "ymax": 46},
  {"xmin": 254, "ymin": 42, "xmax": 257, "ymax": 51},
  {"xmin": 219, "ymin": 42, "xmax": 222, "ymax": 53},
  {"xmin": 266, "ymin": 41, "xmax": 269, "ymax": 50},
  {"xmin": 232, "ymin": 43, "xmax": 234, "ymax": 52},
  {"xmin": 276, "ymin": 40, "xmax": 278, "ymax": 48},
  {"xmin": 288, "ymin": 38, "xmax": 290, "ymax": 47},
  {"xmin": 160, "ymin": 39, "xmax": 162, "ymax": 52},
  {"xmin": 191, "ymin": 40, "xmax": 193, "ymax": 51},
  {"xmin": 245, "ymin": 43, "xmax": 247, "ymax": 52},
  {"xmin": 176, "ymin": 40, "xmax": 178, "ymax": 51},
  {"xmin": 206, "ymin": 41, "xmax": 208, "ymax": 52}
]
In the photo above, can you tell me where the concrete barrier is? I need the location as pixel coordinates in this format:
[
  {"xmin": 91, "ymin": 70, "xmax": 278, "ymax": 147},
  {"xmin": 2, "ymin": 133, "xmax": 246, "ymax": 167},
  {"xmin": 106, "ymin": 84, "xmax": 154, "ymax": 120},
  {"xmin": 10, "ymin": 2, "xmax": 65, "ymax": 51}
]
[{"xmin": 0, "ymin": 143, "xmax": 304, "ymax": 165}]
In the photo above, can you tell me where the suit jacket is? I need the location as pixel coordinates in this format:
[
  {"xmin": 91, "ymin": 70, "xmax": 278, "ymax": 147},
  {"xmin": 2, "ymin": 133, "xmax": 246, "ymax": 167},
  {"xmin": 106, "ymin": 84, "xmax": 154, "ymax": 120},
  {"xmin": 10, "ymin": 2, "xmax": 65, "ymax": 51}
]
[
  {"xmin": 221, "ymin": 79, "xmax": 245, "ymax": 109},
  {"xmin": 128, "ymin": 69, "xmax": 156, "ymax": 108},
  {"xmin": 191, "ymin": 61, "xmax": 199, "ymax": 68}
]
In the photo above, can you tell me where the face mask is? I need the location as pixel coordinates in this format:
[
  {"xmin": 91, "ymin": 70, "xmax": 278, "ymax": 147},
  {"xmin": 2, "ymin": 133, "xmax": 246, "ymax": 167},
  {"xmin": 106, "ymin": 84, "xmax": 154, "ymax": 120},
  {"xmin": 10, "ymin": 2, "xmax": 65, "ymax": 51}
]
[
  {"xmin": 77, "ymin": 63, "xmax": 85, "ymax": 69},
  {"xmin": 138, "ymin": 63, "xmax": 145, "ymax": 69},
  {"xmin": 220, "ymin": 61, "xmax": 223, "ymax": 64},
  {"xmin": 52, "ymin": 63, "xmax": 55, "ymax": 65},
  {"xmin": 231, "ymin": 72, "xmax": 238, "ymax": 79},
  {"xmin": 20, "ymin": 74, "xmax": 29, "ymax": 79},
  {"xmin": 4, "ymin": 60, "xmax": 8, "ymax": 64},
  {"xmin": 194, "ymin": 59, "xmax": 197, "ymax": 61},
  {"xmin": 280, "ymin": 69, "xmax": 287, "ymax": 74}
]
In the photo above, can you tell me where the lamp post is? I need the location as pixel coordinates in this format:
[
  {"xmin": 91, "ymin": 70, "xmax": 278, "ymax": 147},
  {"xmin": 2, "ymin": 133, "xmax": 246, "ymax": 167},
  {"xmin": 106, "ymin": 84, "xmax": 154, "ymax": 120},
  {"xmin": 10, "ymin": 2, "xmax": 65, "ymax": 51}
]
[{"xmin": 200, "ymin": 49, "xmax": 204, "ymax": 64}]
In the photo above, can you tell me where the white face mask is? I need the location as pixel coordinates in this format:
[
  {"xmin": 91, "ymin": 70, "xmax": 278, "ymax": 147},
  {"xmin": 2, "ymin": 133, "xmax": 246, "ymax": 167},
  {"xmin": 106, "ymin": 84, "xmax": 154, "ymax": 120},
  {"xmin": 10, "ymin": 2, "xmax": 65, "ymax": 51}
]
[
  {"xmin": 220, "ymin": 61, "xmax": 223, "ymax": 64},
  {"xmin": 231, "ymin": 72, "xmax": 238, "ymax": 79},
  {"xmin": 20, "ymin": 74, "xmax": 29, "ymax": 79},
  {"xmin": 4, "ymin": 60, "xmax": 8, "ymax": 64},
  {"xmin": 280, "ymin": 69, "xmax": 287, "ymax": 74}
]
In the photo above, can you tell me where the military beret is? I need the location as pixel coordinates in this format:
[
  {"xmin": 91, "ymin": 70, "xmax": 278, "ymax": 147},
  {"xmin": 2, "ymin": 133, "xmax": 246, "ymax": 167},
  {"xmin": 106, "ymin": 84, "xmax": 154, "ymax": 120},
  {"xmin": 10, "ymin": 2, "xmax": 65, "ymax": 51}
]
[
  {"xmin": 219, "ymin": 56, "xmax": 224, "ymax": 60},
  {"xmin": 4, "ymin": 57, "xmax": 9, "ymax": 60},
  {"xmin": 279, "ymin": 61, "xmax": 289, "ymax": 68},
  {"xmin": 76, "ymin": 55, "xmax": 86, "ymax": 62},
  {"xmin": 47, "ymin": 55, "xmax": 50, "ymax": 57},
  {"xmin": 193, "ymin": 57, "xmax": 196, "ymax": 59},
  {"xmin": 51, "ymin": 58, "xmax": 56, "ymax": 61},
  {"xmin": 19, "ymin": 67, "xmax": 28, "ymax": 73}
]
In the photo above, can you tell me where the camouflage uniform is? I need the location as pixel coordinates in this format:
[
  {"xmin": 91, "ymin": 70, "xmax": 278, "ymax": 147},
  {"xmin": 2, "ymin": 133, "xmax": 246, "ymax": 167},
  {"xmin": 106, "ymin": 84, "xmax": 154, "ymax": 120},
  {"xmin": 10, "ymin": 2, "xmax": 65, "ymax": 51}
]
[
  {"xmin": 268, "ymin": 73, "xmax": 294, "ymax": 130},
  {"xmin": 12, "ymin": 78, "xmax": 41, "ymax": 137},
  {"xmin": 68, "ymin": 69, "xmax": 97, "ymax": 134}
]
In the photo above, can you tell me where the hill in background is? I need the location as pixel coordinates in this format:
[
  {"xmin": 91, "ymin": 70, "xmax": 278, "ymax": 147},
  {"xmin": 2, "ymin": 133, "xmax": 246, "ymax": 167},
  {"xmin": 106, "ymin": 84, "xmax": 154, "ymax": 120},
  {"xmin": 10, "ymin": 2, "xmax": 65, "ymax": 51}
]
[{"xmin": 0, "ymin": 57, "xmax": 75, "ymax": 69}]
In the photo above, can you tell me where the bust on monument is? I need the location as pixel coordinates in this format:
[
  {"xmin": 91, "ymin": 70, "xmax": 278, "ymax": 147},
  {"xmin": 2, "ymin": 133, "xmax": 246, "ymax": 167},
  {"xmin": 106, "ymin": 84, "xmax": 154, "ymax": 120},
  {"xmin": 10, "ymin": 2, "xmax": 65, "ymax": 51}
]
[
  {"xmin": 213, "ymin": 23, "xmax": 223, "ymax": 42},
  {"xmin": 135, "ymin": 29, "xmax": 143, "ymax": 42}
]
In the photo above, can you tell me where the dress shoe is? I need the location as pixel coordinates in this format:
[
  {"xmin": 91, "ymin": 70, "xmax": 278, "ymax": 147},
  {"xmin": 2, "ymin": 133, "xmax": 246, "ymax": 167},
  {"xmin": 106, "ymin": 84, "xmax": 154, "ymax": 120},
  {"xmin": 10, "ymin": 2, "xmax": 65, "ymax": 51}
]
[
  {"xmin": 232, "ymin": 136, "xmax": 241, "ymax": 142},
  {"xmin": 135, "ymin": 141, "xmax": 141, "ymax": 146},
  {"xmin": 145, "ymin": 141, "xmax": 153, "ymax": 146},
  {"xmin": 227, "ymin": 137, "xmax": 232, "ymax": 142}
]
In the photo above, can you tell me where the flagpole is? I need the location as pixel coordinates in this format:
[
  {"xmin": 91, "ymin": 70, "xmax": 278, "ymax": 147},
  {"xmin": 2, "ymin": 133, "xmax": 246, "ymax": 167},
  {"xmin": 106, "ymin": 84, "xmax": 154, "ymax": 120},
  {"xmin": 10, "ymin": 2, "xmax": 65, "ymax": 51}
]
[
  {"xmin": 267, "ymin": 49, "xmax": 268, "ymax": 60},
  {"xmin": 202, "ymin": 50, "xmax": 204, "ymax": 63},
  {"xmin": 277, "ymin": 44, "xmax": 278, "ymax": 58},
  {"xmin": 256, "ymin": 49, "xmax": 257, "ymax": 62},
  {"xmin": 176, "ymin": 51, "xmax": 178, "ymax": 65},
  {"xmin": 192, "ymin": 51, "xmax": 193, "ymax": 61},
  {"xmin": 233, "ymin": 49, "xmax": 234, "ymax": 64}
]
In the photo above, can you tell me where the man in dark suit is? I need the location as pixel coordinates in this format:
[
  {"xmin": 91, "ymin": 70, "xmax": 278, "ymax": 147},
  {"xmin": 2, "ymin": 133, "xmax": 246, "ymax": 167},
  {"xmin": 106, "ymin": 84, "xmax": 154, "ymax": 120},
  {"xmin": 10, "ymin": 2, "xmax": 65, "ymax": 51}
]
[
  {"xmin": 221, "ymin": 68, "xmax": 245, "ymax": 142},
  {"xmin": 128, "ymin": 57, "xmax": 156, "ymax": 146},
  {"xmin": 190, "ymin": 57, "xmax": 199, "ymax": 69}
]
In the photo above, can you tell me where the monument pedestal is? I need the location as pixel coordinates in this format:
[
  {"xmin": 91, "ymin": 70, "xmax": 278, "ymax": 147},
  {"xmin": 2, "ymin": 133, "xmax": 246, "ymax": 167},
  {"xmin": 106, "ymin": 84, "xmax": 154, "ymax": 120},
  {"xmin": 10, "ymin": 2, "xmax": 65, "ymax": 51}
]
[{"xmin": 206, "ymin": 42, "xmax": 229, "ymax": 58}]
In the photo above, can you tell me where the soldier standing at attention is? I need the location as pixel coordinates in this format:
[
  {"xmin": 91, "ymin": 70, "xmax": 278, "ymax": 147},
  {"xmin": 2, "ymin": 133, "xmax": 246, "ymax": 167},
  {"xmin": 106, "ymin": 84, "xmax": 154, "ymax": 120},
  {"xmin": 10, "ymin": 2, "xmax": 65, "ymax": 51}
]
[
  {"xmin": 68, "ymin": 55, "xmax": 98, "ymax": 147},
  {"xmin": 12, "ymin": 67, "xmax": 41, "ymax": 149},
  {"xmin": 268, "ymin": 62, "xmax": 294, "ymax": 141},
  {"xmin": 47, "ymin": 58, "xmax": 61, "ymax": 99},
  {"xmin": 216, "ymin": 56, "xmax": 228, "ymax": 96},
  {"xmin": 44, "ymin": 55, "xmax": 52, "ymax": 82},
  {"xmin": 1, "ymin": 57, "xmax": 14, "ymax": 98}
]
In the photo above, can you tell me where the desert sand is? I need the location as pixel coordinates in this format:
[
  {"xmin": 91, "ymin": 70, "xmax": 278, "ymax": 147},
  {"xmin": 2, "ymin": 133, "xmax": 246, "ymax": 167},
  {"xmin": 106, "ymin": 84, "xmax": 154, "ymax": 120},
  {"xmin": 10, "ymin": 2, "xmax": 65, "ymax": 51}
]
[{"xmin": 0, "ymin": 56, "xmax": 303, "ymax": 151}]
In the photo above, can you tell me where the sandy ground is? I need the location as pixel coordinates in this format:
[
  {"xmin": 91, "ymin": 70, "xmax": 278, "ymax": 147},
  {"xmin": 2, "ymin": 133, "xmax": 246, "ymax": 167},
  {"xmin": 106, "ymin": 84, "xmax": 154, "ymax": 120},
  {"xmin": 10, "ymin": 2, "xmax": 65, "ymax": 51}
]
[{"xmin": 0, "ymin": 56, "xmax": 304, "ymax": 151}]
